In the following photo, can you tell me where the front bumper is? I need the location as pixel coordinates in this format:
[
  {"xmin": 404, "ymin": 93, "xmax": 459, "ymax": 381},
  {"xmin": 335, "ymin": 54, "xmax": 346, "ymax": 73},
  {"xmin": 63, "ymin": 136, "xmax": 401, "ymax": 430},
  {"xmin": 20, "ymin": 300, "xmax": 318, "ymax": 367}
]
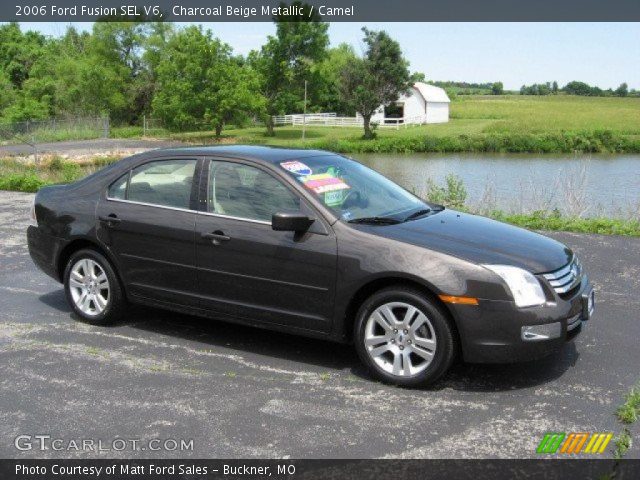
[{"xmin": 450, "ymin": 276, "xmax": 594, "ymax": 363}]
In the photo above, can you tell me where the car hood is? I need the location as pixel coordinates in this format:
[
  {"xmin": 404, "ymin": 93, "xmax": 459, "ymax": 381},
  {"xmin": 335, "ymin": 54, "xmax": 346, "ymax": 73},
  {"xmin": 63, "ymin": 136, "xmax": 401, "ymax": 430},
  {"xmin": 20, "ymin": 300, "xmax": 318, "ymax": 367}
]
[{"xmin": 359, "ymin": 209, "xmax": 572, "ymax": 273}]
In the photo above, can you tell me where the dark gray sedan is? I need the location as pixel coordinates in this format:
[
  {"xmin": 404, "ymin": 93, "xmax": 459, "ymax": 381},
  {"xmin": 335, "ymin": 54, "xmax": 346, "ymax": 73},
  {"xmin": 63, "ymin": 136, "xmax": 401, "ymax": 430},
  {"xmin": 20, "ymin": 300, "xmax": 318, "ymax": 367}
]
[{"xmin": 27, "ymin": 146, "xmax": 594, "ymax": 386}]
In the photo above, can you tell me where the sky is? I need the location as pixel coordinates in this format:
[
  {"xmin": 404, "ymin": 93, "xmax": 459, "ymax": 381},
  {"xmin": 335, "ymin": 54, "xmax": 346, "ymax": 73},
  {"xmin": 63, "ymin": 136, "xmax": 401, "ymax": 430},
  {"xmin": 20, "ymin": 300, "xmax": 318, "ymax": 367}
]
[{"xmin": 17, "ymin": 22, "xmax": 640, "ymax": 90}]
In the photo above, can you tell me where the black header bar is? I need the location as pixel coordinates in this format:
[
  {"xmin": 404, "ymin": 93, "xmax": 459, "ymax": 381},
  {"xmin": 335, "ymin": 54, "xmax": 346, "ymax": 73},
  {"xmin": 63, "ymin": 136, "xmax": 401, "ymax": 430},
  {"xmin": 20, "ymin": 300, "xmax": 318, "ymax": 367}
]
[
  {"xmin": 3, "ymin": 0, "xmax": 640, "ymax": 22},
  {"xmin": 2, "ymin": 459, "xmax": 640, "ymax": 480}
]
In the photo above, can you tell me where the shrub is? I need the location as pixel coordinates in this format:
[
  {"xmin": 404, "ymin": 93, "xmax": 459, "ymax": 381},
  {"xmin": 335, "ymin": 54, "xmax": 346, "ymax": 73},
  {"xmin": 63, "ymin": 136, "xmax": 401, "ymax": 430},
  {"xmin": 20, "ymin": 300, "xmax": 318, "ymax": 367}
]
[
  {"xmin": 0, "ymin": 173, "xmax": 47, "ymax": 192},
  {"xmin": 47, "ymin": 156, "xmax": 64, "ymax": 171},
  {"xmin": 426, "ymin": 174, "xmax": 467, "ymax": 209}
]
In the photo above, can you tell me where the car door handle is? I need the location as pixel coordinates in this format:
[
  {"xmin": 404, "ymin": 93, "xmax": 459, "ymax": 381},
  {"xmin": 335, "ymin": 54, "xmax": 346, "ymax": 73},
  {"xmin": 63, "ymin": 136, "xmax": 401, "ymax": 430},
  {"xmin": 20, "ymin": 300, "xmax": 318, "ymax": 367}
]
[
  {"xmin": 201, "ymin": 232, "xmax": 231, "ymax": 245},
  {"xmin": 98, "ymin": 215, "xmax": 121, "ymax": 226}
]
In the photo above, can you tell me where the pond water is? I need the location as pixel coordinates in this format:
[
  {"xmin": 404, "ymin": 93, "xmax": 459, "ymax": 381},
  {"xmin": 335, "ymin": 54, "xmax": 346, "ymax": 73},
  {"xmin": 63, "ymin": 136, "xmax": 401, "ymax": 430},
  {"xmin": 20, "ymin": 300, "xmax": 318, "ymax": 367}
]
[{"xmin": 353, "ymin": 153, "xmax": 640, "ymax": 218}]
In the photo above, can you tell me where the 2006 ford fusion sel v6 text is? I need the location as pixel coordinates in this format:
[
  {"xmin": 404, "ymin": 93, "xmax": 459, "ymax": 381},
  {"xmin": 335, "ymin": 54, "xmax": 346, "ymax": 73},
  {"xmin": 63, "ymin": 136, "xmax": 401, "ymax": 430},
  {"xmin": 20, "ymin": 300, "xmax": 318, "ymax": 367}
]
[{"xmin": 27, "ymin": 146, "xmax": 595, "ymax": 386}]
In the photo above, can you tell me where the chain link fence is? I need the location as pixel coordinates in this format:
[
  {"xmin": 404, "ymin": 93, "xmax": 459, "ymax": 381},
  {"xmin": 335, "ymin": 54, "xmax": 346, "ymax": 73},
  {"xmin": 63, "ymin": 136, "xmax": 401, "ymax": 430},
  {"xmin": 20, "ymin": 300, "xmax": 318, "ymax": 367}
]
[
  {"xmin": 141, "ymin": 115, "xmax": 164, "ymax": 136},
  {"xmin": 0, "ymin": 116, "xmax": 110, "ymax": 147}
]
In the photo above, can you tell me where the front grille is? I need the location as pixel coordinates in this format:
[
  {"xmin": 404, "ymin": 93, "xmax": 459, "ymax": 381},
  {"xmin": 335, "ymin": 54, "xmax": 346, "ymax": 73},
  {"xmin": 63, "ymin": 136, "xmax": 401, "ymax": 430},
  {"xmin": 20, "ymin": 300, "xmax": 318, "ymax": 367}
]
[{"xmin": 542, "ymin": 257, "xmax": 582, "ymax": 297}]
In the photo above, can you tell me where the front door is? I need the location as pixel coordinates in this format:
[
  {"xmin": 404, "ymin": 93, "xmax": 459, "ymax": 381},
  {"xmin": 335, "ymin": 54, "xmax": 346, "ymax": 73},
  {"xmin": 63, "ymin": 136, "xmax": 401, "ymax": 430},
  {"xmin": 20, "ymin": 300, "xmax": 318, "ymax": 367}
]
[
  {"xmin": 195, "ymin": 159, "xmax": 337, "ymax": 333},
  {"xmin": 97, "ymin": 158, "xmax": 200, "ymax": 306}
]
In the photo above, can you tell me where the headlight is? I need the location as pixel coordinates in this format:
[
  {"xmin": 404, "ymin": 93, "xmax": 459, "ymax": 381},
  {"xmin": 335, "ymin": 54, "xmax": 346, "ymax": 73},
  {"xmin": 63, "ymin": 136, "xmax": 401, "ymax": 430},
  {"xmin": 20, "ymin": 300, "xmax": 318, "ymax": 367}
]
[
  {"xmin": 483, "ymin": 265, "xmax": 546, "ymax": 308},
  {"xmin": 573, "ymin": 255, "xmax": 582, "ymax": 276}
]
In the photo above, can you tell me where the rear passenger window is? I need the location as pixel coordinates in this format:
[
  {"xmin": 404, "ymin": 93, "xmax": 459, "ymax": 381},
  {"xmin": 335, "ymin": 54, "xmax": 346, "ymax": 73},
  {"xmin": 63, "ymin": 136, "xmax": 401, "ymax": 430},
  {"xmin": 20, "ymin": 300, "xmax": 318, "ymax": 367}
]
[
  {"xmin": 126, "ymin": 160, "xmax": 197, "ymax": 209},
  {"xmin": 108, "ymin": 173, "xmax": 128, "ymax": 200}
]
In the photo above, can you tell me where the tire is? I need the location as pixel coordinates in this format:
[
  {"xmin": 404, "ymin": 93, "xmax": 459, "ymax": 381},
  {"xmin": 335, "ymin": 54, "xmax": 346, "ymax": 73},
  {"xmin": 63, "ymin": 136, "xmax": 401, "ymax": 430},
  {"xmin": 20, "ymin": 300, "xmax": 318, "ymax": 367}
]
[
  {"xmin": 354, "ymin": 287, "xmax": 457, "ymax": 387},
  {"xmin": 63, "ymin": 248, "xmax": 125, "ymax": 325}
]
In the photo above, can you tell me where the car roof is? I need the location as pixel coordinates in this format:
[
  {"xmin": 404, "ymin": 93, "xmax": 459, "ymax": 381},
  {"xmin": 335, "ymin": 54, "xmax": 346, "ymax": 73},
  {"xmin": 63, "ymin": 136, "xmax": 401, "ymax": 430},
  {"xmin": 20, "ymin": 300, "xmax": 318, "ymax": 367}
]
[
  {"xmin": 75, "ymin": 145, "xmax": 346, "ymax": 190},
  {"xmin": 136, "ymin": 145, "xmax": 337, "ymax": 165}
]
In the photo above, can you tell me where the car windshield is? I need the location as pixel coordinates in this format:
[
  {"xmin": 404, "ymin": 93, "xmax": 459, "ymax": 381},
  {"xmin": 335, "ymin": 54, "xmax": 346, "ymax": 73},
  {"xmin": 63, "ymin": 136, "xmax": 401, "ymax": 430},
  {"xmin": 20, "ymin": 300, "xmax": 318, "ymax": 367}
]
[{"xmin": 277, "ymin": 155, "xmax": 433, "ymax": 223}]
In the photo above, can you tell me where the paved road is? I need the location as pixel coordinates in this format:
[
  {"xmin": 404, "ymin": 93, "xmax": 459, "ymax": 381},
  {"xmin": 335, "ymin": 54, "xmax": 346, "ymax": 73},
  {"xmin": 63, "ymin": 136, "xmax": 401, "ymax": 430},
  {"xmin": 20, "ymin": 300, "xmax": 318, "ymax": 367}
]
[
  {"xmin": 0, "ymin": 138, "xmax": 185, "ymax": 157},
  {"xmin": 1, "ymin": 191, "xmax": 638, "ymax": 459}
]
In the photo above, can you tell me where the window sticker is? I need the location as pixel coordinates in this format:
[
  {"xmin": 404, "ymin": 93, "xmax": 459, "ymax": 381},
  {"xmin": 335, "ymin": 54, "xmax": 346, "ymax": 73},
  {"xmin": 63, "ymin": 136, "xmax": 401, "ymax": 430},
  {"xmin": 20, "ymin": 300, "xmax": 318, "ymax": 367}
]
[
  {"xmin": 302, "ymin": 173, "xmax": 350, "ymax": 194},
  {"xmin": 301, "ymin": 173, "xmax": 351, "ymax": 207},
  {"xmin": 324, "ymin": 189, "xmax": 346, "ymax": 206},
  {"xmin": 280, "ymin": 160, "xmax": 312, "ymax": 176}
]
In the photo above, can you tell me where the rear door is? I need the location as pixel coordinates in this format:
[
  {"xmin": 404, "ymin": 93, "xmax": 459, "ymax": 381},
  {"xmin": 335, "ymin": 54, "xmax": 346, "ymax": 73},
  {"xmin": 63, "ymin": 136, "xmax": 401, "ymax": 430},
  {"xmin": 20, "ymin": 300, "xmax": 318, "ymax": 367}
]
[
  {"xmin": 194, "ymin": 159, "xmax": 337, "ymax": 333},
  {"xmin": 97, "ymin": 158, "xmax": 201, "ymax": 306}
]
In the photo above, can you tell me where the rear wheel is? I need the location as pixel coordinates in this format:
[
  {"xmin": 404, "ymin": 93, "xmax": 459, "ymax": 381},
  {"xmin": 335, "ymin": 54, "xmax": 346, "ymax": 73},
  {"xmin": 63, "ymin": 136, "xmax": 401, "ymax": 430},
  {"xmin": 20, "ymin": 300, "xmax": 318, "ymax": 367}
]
[
  {"xmin": 63, "ymin": 249, "xmax": 125, "ymax": 325},
  {"xmin": 354, "ymin": 287, "xmax": 457, "ymax": 387}
]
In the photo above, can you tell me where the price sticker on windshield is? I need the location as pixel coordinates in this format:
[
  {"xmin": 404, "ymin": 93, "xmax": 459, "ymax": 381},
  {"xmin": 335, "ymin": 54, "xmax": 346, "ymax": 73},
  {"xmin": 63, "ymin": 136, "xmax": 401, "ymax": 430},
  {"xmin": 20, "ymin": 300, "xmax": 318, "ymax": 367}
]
[
  {"xmin": 280, "ymin": 161, "xmax": 312, "ymax": 176},
  {"xmin": 303, "ymin": 173, "xmax": 350, "ymax": 194}
]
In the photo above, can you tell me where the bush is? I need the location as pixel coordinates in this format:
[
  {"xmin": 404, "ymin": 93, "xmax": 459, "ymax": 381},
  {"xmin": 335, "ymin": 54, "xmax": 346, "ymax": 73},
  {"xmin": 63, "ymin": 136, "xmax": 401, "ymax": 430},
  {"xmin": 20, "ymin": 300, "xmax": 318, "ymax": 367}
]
[
  {"xmin": 426, "ymin": 174, "xmax": 467, "ymax": 209},
  {"xmin": 0, "ymin": 173, "xmax": 47, "ymax": 192},
  {"xmin": 47, "ymin": 156, "xmax": 64, "ymax": 171}
]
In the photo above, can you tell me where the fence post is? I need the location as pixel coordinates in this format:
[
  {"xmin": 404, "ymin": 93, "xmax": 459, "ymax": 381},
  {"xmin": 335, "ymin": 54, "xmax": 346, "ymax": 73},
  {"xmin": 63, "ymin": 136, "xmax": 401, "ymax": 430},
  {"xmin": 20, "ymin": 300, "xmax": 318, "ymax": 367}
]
[
  {"xmin": 143, "ymin": 115, "xmax": 147, "ymax": 136},
  {"xmin": 102, "ymin": 116, "xmax": 110, "ymax": 138}
]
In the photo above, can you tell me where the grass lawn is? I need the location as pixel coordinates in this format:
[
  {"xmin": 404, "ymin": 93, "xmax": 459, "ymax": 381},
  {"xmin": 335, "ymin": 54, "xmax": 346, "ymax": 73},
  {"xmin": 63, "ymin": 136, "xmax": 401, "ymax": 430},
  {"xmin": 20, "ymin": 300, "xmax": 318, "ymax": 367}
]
[
  {"xmin": 452, "ymin": 95, "xmax": 640, "ymax": 134},
  {"xmin": 167, "ymin": 95, "xmax": 640, "ymax": 154}
]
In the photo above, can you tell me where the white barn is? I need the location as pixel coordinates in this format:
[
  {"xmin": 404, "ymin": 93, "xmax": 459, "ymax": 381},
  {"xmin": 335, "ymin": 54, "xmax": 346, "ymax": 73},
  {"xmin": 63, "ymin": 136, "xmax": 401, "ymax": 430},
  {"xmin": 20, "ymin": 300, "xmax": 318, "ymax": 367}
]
[
  {"xmin": 369, "ymin": 82, "xmax": 450, "ymax": 125},
  {"xmin": 274, "ymin": 82, "xmax": 450, "ymax": 128}
]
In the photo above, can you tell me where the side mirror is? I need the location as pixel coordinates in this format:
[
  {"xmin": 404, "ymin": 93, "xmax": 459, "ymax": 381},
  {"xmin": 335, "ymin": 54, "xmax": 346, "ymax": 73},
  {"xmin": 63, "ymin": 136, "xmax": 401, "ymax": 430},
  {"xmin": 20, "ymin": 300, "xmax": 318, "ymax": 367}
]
[{"xmin": 272, "ymin": 211, "xmax": 315, "ymax": 232}]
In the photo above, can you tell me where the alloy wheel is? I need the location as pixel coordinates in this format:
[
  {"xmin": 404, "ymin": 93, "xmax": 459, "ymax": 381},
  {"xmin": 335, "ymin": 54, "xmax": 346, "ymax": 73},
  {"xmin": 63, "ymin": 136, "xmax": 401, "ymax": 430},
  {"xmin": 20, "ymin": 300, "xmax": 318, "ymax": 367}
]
[
  {"xmin": 364, "ymin": 301, "xmax": 437, "ymax": 377},
  {"xmin": 69, "ymin": 258, "xmax": 110, "ymax": 316}
]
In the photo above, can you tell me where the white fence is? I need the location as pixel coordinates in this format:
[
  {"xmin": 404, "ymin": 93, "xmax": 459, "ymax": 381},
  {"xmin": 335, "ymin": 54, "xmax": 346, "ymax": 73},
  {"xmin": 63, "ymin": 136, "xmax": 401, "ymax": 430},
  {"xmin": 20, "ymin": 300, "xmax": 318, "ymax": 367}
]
[
  {"xmin": 272, "ymin": 113, "xmax": 427, "ymax": 129},
  {"xmin": 272, "ymin": 113, "xmax": 337, "ymax": 126}
]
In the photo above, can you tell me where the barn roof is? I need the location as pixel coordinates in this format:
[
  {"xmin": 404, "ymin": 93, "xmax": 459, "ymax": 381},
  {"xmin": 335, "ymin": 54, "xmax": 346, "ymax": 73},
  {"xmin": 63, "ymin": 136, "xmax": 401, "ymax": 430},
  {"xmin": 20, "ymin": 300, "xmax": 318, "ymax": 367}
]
[{"xmin": 414, "ymin": 82, "xmax": 451, "ymax": 103}]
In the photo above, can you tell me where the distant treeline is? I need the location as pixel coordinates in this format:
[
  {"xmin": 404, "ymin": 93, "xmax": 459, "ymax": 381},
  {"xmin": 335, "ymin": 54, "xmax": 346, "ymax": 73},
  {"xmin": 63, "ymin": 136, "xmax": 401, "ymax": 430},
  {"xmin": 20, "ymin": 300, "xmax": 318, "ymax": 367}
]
[
  {"xmin": 520, "ymin": 81, "xmax": 635, "ymax": 97},
  {"xmin": 431, "ymin": 80, "xmax": 637, "ymax": 98},
  {"xmin": 428, "ymin": 80, "xmax": 500, "ymax": 95}
]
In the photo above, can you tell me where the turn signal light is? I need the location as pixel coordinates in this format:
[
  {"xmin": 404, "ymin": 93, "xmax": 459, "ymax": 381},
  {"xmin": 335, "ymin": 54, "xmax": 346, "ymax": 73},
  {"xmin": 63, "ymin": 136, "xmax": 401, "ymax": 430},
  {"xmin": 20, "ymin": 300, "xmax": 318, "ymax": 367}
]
[{"xmin": 438, "ymin": 295, "xmax": 479, "ymax": 305}]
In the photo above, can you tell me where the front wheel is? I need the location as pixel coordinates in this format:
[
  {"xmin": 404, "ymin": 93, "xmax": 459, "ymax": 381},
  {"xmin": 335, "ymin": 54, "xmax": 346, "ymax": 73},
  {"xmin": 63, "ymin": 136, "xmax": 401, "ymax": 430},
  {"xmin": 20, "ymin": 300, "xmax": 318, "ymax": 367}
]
[
  {"xmin": 354, "ymin": 287, "xmax": 457, "ymax": 387},
  {"xmin": 63, "ymin": 249, "xmax": 125, "ymax": 325}
]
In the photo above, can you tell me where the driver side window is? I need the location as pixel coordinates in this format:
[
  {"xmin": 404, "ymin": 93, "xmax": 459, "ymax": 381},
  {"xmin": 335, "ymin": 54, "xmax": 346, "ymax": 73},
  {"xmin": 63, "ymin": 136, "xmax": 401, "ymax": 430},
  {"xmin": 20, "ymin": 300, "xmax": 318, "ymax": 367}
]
[{"xmin": 209, "ymin": 161, "xmax": 300, "ymax": 222}]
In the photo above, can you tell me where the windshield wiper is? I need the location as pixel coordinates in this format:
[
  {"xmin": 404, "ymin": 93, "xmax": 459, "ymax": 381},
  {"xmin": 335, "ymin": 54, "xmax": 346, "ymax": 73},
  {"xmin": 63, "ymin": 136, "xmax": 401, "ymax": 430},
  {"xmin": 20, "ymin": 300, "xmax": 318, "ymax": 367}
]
[
  {"xmin": 347, "ymin": 216, "xmax": 401, "ymax": 225},
  {"xmin": 403, "ymin": 208, "xmax": 431, "ymax": 222}
]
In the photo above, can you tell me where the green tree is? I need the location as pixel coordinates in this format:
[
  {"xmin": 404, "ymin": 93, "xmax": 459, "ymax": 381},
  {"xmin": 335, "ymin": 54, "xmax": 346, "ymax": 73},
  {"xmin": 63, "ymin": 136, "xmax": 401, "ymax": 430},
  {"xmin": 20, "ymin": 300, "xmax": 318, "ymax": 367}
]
[
  {"xmin": 0, "ymin": 95, "xmax": 49, "ymax": 123},
  {"xmin": 615, "ymin": 82, "xmax": 628, "ymax": 97},
  {"xmin": 0, "ymin": 23, "xmax": 45, "ymax": 89},
  {"xmin": 251, "ymin": 2, "xmax": 329, "ymax": 135},
  {"xmin": 564, "ymin": 81, "xmax": 598, "ymax": 96},
  {"xmin": 0, "ymin": 68, "xmax": 16, "ymax": 115},
  {"xmin": 22, "ymin": 26, "xmax": 127, "ymax": 118},
  {"xmin": 152, "ymin": 26, "xmax": 264, "ymax": 136},
  {"xmin": 206, "ymin": 59, "xmax": 265, "ymax": 137},
  {"xmin": 520, "ymin": 83, "xmax": 552, "ymax": 96},
  {"xmin": 411, "ymin": 72, "xmax": 427, "ymax": 83},
  {"xmin": 552, "ymin": 81, "xmax": 559, "ymax": 93},
  {"xmin": 491, "ymin": 82, "xmax": 504, "ymax": 95},
  {"xmin": 313, "ymin": 43, "xmax": 358, "ymax": 115},
  {"xmin": 89, "ymin": 21, "xmax": 156, "ymax": 122},
  {"xmin": 339, "ymin": 28, "xmax": 412, "ymax": 139},
  {"xmin": 141, "ymin": 22, "xmax": 175, "ymax": 116}
]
